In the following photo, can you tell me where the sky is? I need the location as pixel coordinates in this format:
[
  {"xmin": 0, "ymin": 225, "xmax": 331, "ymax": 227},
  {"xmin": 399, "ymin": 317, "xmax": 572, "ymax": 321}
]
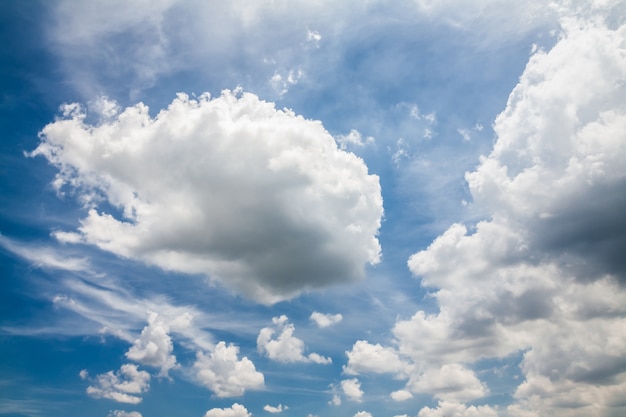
[{"xmin": 1, "ymin": 1, "xmax": 625, "ymax": 417}]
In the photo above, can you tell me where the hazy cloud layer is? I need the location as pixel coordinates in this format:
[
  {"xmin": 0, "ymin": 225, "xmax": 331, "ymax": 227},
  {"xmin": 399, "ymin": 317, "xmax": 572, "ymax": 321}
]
[{"xmin": 33, "ymin": 90, "xmax": 382, "ymax": 304}]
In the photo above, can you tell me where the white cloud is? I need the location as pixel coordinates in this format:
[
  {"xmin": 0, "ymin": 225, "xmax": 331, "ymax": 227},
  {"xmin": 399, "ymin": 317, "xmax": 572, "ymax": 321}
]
[
  {"xmin": 329, "ymin": 394, "xmax": 341, "ymax": 406},
  {"xmin": 353, "ymin": 412, "xmax": 372, "ymax": 417},
  {"xmin": 204, "ymin": 403, "xmax": 251, "ymax": 417},
  {"xmin": 194, "ymin": 341, "xmax": 264, "ymax": 397},
  {"xmin": 344, "ymin": 340, "xmax": 407, "ymax": 375},
  {"xmin": 0, "ymin": 235, "xmax": 90, "ymax": 272},
  {"xmin": 417, "ymin": 401, "xmax": 498, "ymax": 417},
  {"xmin": 33, "ymin": 90, "xmax": 383, "ymax": 304},
  {"xmin": 263, "ymin": 404, "xmax": 288, "ymax": 413},
  {"xmin": 108, "ymin": 411, "xmax": 143, "ymax": 417},
  {"xmin": 257, "ymin": 315, "xmax": 331, "ymax": 364},
  {"xmin": 125, "ymin": 311, "xmax": 177, "ymax": 377},
  {"xmin": 407, "ymin": 364, "xmax": 488, "ymax": 402},
  {"xmin": 335, "ymin": 129, "xmax": 374, "ymax": 150},
  {"xmin": 390, "ymin": 390, "xmax": 413, "ymax": 402},
  {"xmin": 341, "ymin": 378, "xmax": 363, "ymax": 402},
  {"xmin": 85, "ymin": 364, "xmax": 150, "ymax": 404},
  {"xmin": 309, "ymin": 311, "xmax": 343, "ymax": 328},
  {"xmin": 401, "ymin": 9, "xmax": 626, "ymax": 417}
]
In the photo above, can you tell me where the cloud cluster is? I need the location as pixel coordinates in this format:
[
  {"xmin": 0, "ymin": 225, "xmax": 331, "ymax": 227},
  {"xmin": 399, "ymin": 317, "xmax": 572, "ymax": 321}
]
[
  {"xmin": 33, "ymin": 90, "xmax": 383, "ymax": 304},
  {"xmin": 344, "ymin": 10, "xmax": 626, "ymax": 416},
  {"xmin": 83, "ymin": 364, "xmax": 150, "ymax": 404},
  {"xmin": 194, "ymin": 341, "xmax": 264, "ymax": 397},
  {"xmin": 257, "ymin": 315, "xmax": 331, "ymax": 364}
]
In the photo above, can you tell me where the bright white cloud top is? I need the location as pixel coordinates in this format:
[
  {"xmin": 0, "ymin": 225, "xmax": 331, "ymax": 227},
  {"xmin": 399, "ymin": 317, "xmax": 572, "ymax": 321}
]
[{"xmin": 33, "ymin": 90, "xmax": 383, "ymax": 304}]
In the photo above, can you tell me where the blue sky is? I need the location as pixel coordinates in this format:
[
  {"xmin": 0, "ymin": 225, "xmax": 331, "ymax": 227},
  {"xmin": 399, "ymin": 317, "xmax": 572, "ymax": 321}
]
[{"xmin": 1, "ymin": 1, "xmax": 626, "ymax": 417}]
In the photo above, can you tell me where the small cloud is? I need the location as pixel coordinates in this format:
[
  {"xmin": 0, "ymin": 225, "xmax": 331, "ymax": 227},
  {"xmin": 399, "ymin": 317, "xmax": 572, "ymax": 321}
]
[
  {"xmin": 264, "ymin": 404, "xmax": 288, "ymax": 413},
  {"xmin": 108, "ymin": 411, "xmax": 142, "ymax": 417},
  {"xmin": 257, "ymin": 315, "xmax": 331, "ymax": 364},
  {"xmin": 457, "ymin": 128, "xmax": 471, "ymax": 142},
  {"xmin": 204, "ymin": 403, "xmax": 251, "ymax": 417},
  {"xmin": 306, "ymin": 29, "xmax": 322, "ymax": 47},
  {"xmin": 341, "ymin": 378, "xmax": 363, "ymax": 402},
  {"xmin": 194, "ymin": 342, "xmax": 264, "ymax": 397},
  {"xmin": 329, "ymin": 394, "xmax": 341, "ymax": 406},
  {"xmin": 390, "ymin": 389, "xmax": 413, "ymax": 402},
  {"xmin": 309, "ymin": 311, "xmax": 343, "ymax": 328},
  {"xmin": 335, "ymin": 130, "xmax": 374, "ymax": 150},
  {"xmin": 85, "ymin": 364, "xmax": 150, "ymax": 404}
]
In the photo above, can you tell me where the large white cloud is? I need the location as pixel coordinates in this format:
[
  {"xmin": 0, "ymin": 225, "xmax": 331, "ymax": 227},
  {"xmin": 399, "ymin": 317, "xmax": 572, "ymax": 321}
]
[
  {"xmin": 33, "ymin": 90, "xmax": 383, "ymax": 304},
  {"xmin": 84, "ymin": 364, "xmax": 150, "ymax": 404},
  {"xmin": 194, "ymin": 341, "xmax": 264, "ymax": 397},
  {"xmin": 401, "ymin": 9, "xmax": 626, "ymax": 417},
  {"xmin": 336, "ymin": 6, "xmax": 626, "ymax": 416},
  {"xmin": 257, "ymin": 315, "xmax": 331, "ymax": 364}
]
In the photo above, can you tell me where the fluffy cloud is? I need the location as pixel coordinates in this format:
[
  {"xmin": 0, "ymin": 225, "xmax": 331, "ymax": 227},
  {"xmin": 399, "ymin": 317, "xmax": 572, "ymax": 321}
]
[
  {"xmin": 390, "ymin": 390, "xmax": 413, "ymax": 402},
  {"xmin": 33, "ymin": 90, "xmax": 383, "ymax": 304},
  {"xmin": 353, "ymin": 412, "xmax": 372, "ymax": 417},
  {"xmin": 263, "ymin": 404, "xmax": 288, "ymax": 413},
  {"xmin": 407, "ymin": 364, "xmax": 488, "ymax": 402},
  {"xmin": 126, "ymin": 311, "xmax": 177, "ymax": 377},
  {"xmin": 257, "ymin": 315, "xmax": 331, "ymax": 364},
  {"xmin": 309, "ymin": 311, "xmax": 343, "ymax": 328},
  {"xmin": 341, "ymin": 378, "xmax": 363, "ymax": 402},
  {"xmin": 204, "ymin": 403, "xmax": 251, "ymax": 417},
  {"xmin": 344, "ymin": 340, "xmax": 407, "ymax": 375},
  {"xmin": 194, "ymin": 341, "xmax": 264, "ymax": 397},
  {"xmin": 402, "ymin": 10, "xmax": 626, "ymax": 417},
  {"xmin": 85, "ymin": 364, "xmax": 150, "ymax": 404}
]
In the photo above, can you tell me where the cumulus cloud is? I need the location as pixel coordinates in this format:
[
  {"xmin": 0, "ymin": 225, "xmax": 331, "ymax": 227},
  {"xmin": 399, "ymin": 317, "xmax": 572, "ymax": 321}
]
[
  {"xmin": 353, "ymin": 412, "xmax": 372, "ymax": 417},
  {"xmin": 344, "ymin": 340, "xmax": 408, "ymax": 375},
  {"xmin": 33, "ymin": 90, "xmax": 383, "ymax": 304},
  {"xmin": 309, "ymin": 311, "xmax": 343, "ymax": 328},
  {"xmin": 341, "ymin": 378, "xmax": 363, "ymax": 402},
  {"xmin": 407, "ymin": 364, "xmax": 488, "ymax": 402},
  {"xmin": 257, "ymin": 315, "xmax": 331, "ymax": 364},
  {"xmin": 85, "ymin": 364, "xmax": 150, "ymax": 404},
  {"xmin": 126, "ymin": 311, "xmax": 177, "ymax": 377},
  {"xmin": 263, "ymin": 404, "xmax": 288, "ymax": 413},
  {"xmin": 204, "ymin": 403, "xmax": 251, "ymax": 417},
  {"xmin": 390, "ymin": 390, "xmax": 413, "ymax": 402},
  {"xmin": 401, "ymin": 9, "xmax": 626, "ymax": 417},
  {"xmin": 194, "ymin": 341, "xmax": 264, "ymax": 397}
]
